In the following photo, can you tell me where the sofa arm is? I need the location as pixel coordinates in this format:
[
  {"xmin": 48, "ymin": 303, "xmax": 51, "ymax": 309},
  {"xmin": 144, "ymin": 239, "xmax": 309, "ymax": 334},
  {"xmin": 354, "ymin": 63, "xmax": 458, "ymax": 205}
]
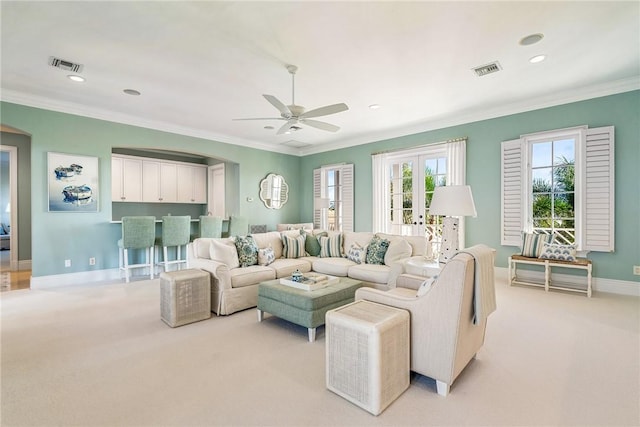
[
  {"xmin": 188, "ymin": 258, "xmax": 232, "ymax": 292},
  {"xmin": 386, "ymin": 259, "xmax": 407, "ymax": 288}
]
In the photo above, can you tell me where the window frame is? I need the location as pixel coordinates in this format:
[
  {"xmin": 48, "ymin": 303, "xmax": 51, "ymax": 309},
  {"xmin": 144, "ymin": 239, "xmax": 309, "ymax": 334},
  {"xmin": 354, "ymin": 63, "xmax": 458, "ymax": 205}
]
[{"xmin": 501, "ymin": 125, "xmax": 614, "ymax": 253}]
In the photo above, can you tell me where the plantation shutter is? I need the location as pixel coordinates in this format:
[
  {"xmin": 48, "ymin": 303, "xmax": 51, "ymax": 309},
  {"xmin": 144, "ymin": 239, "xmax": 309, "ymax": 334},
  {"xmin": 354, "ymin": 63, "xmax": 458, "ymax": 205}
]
[
  {"xmin": 313, "ymin": 168, "xmax": 322, "ymax": 229},
  {"xmin": 501, "ymin": 139, "xmax": 525, "ymax": 246},
  {"xmin": 341, "ymin": 163, "xmax": 354, "ymax": 232},
  {"xmin": 582, "ymin": 126, "xmax": 615, "ymax": 252}
]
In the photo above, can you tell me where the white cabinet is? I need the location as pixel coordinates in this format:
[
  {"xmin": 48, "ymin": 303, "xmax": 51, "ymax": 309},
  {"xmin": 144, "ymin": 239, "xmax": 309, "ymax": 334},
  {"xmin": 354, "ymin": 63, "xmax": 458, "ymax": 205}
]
[
  {"xmin": 160, "ymin": 162, "xmax": 178, "ymax": 202},
  {"xmin": 114, "ymin": 154, "xmax": 206, "ymax": 204},
  {"xmin": 177, "ymin": 164, "xmax": 207, "ymax": 203},
  {"xmin": 111, "ymin": 155, "xmax": 143, "ymax": 202}
]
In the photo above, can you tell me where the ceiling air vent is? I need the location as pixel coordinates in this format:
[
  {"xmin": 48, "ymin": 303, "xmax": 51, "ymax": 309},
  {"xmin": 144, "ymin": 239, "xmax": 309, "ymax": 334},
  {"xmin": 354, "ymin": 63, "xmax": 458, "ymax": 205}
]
[
  {"xmin": 472, "ymin": 61, "xmax": 502, "ymax": 77},
  {"xmin": 48, "ymin": 56, "xmax": 83, "ymax": 73}
]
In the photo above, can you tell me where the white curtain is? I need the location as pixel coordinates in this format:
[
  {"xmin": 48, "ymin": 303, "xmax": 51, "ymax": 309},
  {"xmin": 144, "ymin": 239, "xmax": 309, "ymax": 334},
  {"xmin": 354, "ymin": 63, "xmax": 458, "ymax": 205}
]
[
  {"xmin": 371, "ymin": 153, "xmax": 388, "ymax": 233},
  {"xmin": 446, "ymin": 139, "xmax": 468, "ymax": 248}
]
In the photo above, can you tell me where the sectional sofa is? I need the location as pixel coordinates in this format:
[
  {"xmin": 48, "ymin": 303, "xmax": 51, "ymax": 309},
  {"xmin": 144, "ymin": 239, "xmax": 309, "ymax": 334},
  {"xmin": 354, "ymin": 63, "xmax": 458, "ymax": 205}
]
[{"xmin": 187, "ymin": 229, "xmax": 428, "ymax": 315}]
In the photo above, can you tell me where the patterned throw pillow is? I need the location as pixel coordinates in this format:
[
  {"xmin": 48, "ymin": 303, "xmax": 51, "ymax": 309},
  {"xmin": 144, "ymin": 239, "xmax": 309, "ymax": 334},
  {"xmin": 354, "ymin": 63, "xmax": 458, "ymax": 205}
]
[
  {"xmin": 258, "ymin": 246, "xmax": 276, "ymax": 266},
  {"xmin": 346, "ymin": 243, "xmax": 366, "ymax": 264},
  {"xmin": 301, "ymin": 230, "xmax": 326, "ymax": 257},
  {"xmin": 282, "ymin": 234, "xmax": 306, "ymax": 258},
  {"xmin": 521, "ymin": 232, "xmax": 552, "ymax": 258},
  {"xmin": 366, "ymin": 236, "xmax": 390, "ymax": 265},
  {"xmin": 234, "ymin": 235, "xmax": 258, "ymax": 267},
  {"xmin": 539, "ymin": 242, "xmax": 577, "ymax": 262},
  {"xmin": 319, "ymin": 234, "xmax": 343, "ymax": 258}
]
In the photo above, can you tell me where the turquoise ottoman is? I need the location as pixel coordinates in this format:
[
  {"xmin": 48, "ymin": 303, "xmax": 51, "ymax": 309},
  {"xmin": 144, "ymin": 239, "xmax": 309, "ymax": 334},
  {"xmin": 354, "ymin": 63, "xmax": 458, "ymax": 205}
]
[{"xmin": 257, "ymin": 277, "xmax": 362, "ymax": 342}]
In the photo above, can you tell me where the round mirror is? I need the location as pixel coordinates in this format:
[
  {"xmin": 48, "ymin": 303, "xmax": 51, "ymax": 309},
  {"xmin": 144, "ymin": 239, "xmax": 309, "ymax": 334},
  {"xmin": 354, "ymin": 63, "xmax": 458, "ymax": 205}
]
[{"xmin": 259, "ymin": 173, "xmax": 289, "ymax": 209}]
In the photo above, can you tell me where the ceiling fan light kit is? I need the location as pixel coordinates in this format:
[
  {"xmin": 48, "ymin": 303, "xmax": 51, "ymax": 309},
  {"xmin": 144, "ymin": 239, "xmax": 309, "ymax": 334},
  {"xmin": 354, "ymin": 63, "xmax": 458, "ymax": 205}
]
[{"xmin": 234, "ymin": 64, "xmax": 348, "ymax": 135}]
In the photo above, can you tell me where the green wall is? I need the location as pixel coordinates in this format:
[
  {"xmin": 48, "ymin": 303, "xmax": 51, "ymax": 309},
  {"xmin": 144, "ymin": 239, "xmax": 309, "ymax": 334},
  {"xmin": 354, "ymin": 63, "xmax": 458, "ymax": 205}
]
[
  {"xmin": 1, "ymin": 91, "xmax": 638, "ymax": 282},
  {"xmin": 0, "ymin": 102, "xmax": 301, "ymax": 276},
  {"xmin": 301, "ymin": 91, "xmax": 640, "ymax": 283}
]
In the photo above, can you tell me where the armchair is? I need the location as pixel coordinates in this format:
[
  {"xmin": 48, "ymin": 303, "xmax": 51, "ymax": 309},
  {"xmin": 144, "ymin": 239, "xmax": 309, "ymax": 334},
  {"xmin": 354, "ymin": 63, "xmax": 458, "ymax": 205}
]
[{"xmin": 355, "ymin": 246, "xmax": 495, "ymax": 396}]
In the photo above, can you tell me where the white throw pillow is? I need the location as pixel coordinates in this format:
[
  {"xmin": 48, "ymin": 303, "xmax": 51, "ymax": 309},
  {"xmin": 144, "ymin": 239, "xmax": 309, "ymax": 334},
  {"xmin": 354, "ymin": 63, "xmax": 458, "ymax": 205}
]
[
  {"xmin": 258, "ymin": 246, "xmax": 276, "ymax": 266},
  {"xmin": 209, "ymin": 239, "xmax": 240, "ymax": 269},
  {"xmin": 384, "ymin": 238, "xmax": 412, "ymax": 266},
  {"xmin": 416, "ymin": 276, "xmax": 437, "ymax": 297}
]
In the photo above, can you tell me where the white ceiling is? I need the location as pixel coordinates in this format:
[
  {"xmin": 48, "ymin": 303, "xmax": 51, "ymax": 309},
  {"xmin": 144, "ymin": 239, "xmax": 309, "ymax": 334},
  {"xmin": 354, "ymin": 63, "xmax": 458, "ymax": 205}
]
[{"xmin": 1, "ymin": 1, "xmax": 638, "ymax": 156}]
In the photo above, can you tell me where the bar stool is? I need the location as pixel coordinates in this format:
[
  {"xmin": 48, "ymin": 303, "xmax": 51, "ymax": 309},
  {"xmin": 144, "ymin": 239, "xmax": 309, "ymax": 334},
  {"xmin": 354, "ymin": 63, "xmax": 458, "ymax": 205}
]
[
  {"xmin": 199, "ymin": 215, "xmax": 223, "ymax": 238},
  {"xmin": 156, "ymin": 215, "xmax": 191, "ymax": 272},
  {"xmin": 227, "ymin": 215, "xmax": 248, "ymax": 237},
  {"xmin": 118, "ymin": 216, "xmax": 156, "ymax": 283}
]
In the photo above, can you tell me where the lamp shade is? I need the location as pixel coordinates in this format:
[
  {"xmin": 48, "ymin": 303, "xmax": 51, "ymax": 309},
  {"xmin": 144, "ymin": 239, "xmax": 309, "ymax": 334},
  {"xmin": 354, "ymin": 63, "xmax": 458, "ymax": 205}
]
[
  {"xmin": 429, "ymin": 185, "xmax": 477, "ymax": 217},
  {"xmin": 314, "ymin": 197, "xmax": 330, "ymax": 209}
]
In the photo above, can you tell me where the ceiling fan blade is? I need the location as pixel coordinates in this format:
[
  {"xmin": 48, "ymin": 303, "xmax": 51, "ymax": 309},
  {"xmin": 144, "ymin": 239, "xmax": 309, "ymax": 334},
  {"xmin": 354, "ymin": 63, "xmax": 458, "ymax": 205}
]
[
  {"xmin": 276, "ymin": 119, "xmax": 297, "ymax": 135},
  {"xmin": 232, "ymin": 117, "xmax": 285, "ymax": 121},
  {"xmin": 302, "ymin": 119, "xmax": 340, "ymax": 133},
  {"xmin": 300, "ymin": 103, "xmax": 349, "ymax": 119},
  {"xmin": 263, "ymin": 94, "xmax": 292, "ymax": 118}
]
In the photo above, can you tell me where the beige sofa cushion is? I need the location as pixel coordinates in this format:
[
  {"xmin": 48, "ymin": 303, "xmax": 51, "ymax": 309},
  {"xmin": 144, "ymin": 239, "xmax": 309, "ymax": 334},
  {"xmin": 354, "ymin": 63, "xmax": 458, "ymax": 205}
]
[
  {"xmin": 209, "ymin": 239, "xmax": 240, "ymax": 269},
  {"xmin": 348, "ymin": 263, "xmax": 391, "ymax": 284},
  {"xmin": 229, "ymin": 265, "xmax": 275, "ymax": 288},
  {"xmin": 251, "ymin": 231, "xmax": 284, "ymax": 259},
  {"xmin": 194, "ymin": 237, "xmax": 233, "ymax": 259},
  {"xmin": 343, "ymin": 231, "xmax": 374, "ymax": 253},
  {"xmin": 268, "ymin": 258, "xmax": 312, "ymax": 278},
  {"xmin": 377, "ymin": 233, "xmax": 427, "ymax": 257},
  {"xmin": 384, "ymin": 238, "xmax": 412, "ymax": 266},
  {"xmin": 312, "ymin": 257, "xmax": 355, "ymax": 277}
]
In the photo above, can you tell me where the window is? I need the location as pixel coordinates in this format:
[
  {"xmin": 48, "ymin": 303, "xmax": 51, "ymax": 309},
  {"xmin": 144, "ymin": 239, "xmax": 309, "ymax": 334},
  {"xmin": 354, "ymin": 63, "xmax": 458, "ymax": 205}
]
[
  {"xmin": 314, "ymin": 164, "xmax": 353, "ymax": 231},
  {"xmin": 373, "ymin": 139, "xmax": 467, "ymax": 258},
  {"xmin": 501, "ymin": 126, "xmax": 614, "ymax": 252}
]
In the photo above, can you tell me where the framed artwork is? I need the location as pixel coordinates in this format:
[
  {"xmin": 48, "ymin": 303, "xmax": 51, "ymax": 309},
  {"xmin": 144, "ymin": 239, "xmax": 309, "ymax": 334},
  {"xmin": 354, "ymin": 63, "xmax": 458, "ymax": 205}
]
[{"xmin": 48, "ymin": 152, "xmax": 99, "ymax": 212}]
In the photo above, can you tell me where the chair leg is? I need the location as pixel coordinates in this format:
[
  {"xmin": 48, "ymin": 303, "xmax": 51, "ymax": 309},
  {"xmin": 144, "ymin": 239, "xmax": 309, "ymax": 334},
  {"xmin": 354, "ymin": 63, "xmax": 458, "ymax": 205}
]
[
  {"xmin": 149, "ymin": 246, "xmax": 155, "ymax": 280},
  {"xmin": 164, "ymin": 246, "xmax": 169, "ymax": 272},
  {"xmin": 436, "ymin": 380, "xmax": 450, "ymax": 396},
  {"xmin": 124, "ymin": 248, "xmax": 130, "ymax": 283}
]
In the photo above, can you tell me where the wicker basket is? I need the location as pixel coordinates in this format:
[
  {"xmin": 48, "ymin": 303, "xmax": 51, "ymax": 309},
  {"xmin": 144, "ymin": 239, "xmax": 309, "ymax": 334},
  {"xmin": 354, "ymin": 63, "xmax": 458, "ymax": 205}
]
[
  {"xmin": 160, "ymin": 269, "xmax": 211, "ymax": 327},
  {"xmin": 326, "ymin": 300, "xmax": 410, "ymax": 416}
]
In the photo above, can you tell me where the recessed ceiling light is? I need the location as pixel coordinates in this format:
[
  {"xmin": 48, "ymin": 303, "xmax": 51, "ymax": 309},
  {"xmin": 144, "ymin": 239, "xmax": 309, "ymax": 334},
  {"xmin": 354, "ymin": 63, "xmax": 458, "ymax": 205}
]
[
  {"xmin": 123, "ymin": 89, "xmax": 141, "ymax": 96},
  {"xmin": 529, "ymin": 55, "xmax": 546, "ymax": 64},
  {"xmin": 520, "ymin": 33, "xmax": 544, "ymax": 46},
  {"xmin": 67, "ymin": 75, "xmax": 85, "ymax": 82},
  {"xmin": 369, "ymin": 104, "xmax": 381, "ymax": 110},
  {"xmin": 264, "ymin": 125, "xmax": 274, "ymax": 130}
]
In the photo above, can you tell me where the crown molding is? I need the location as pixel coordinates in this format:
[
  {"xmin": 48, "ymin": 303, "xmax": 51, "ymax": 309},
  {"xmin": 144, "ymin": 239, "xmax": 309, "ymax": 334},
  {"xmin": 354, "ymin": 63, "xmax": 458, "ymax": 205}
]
[
  {"xmin": 2, "ymin": 76, "xmax": 638, "ymax": 158},
  {"xmin": 0, "ymin": 90, "xmax": 299, "ymax": 156},
  {"xmin": 298, "ymin": 76, "xmax": 640, "ymax": 156}
]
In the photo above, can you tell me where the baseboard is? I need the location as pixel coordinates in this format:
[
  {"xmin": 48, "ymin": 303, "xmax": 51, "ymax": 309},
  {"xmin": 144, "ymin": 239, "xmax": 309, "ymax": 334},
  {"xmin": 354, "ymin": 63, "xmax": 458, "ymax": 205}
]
[
  {"xmin": 31, "ymin": 268, "xmax": 125, "ymax": 289},
  {"xmin": 496, "ymin": 266, "xmax": 640, "ymax": 297}
]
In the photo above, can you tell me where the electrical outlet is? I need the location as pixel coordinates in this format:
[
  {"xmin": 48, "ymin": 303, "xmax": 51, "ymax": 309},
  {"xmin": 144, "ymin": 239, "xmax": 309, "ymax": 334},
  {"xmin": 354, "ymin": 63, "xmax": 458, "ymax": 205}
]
[
  {"xmin": 64, "ymin": 259, "xmax": 71, "ymax": 268},
  {"xmin": 634, "ymin": 265, "xmax": 640, "ymax": 276},
  {"xmin": 89, "ymin": 257, "xmax": 96, "ymax": 266}
]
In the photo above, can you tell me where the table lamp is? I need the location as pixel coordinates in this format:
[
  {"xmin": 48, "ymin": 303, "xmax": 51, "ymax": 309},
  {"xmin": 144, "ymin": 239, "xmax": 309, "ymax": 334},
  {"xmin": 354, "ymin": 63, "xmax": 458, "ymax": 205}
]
[{"xmin": 428, "ymin": 185, "xmax": 477, "ymax": 263}]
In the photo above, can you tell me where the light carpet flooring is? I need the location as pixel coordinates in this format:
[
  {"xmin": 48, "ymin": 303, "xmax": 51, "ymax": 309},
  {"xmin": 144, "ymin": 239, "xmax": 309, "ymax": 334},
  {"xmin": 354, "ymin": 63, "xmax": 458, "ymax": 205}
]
[{"xmin": 1, "ymin": 272, "xmax": 638, "ymax": 426}]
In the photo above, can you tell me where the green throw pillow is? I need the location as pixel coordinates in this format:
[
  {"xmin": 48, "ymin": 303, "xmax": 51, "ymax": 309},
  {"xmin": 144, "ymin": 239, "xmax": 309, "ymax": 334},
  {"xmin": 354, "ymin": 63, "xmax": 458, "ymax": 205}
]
[
  {"xmin": 234, "ymin": 235, "xmax": 258, "ymax": 267},
  {"xmin": 365, "ymin": 236, "xmax": 390, "ymax": 265},
  {"xmin": 301, "ymin": 230, "xmax": 326, "ymax": 256}
]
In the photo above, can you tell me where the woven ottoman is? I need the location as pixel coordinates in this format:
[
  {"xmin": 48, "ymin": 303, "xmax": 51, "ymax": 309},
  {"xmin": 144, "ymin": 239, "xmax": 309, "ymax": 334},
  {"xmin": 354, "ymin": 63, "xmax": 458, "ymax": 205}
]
[
  {"xmin": 326, "ymin": 300, "xmax": 410, "ymax": 416},
  {"xmin": 160, "ymin": 268, "xmax": 211, "ymax": 327}
]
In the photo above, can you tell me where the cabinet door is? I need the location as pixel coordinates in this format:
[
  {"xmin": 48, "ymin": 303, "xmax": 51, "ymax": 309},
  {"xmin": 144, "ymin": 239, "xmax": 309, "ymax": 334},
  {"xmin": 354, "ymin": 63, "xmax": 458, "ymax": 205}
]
[
  {"xmin": 142, "ymin": 160, "xmax": 161, "ymax": 202},
  {"xmin": 160, "ymin": 162, "xmax": 178, "ymax": 202},
  {"xmin": 176, "ymin": 164, "xmax": 194, "ymax": 203},
  {"xmin": 111, "ymin": 156, "xmax": 123, "ymax": 201},
  {"xmin": 193, "ymin": 166, "xmax": 207, "ymax": 203},
  {"xmin": 114, "ymin": 157, "xmax": 143, "ymax": 202}
]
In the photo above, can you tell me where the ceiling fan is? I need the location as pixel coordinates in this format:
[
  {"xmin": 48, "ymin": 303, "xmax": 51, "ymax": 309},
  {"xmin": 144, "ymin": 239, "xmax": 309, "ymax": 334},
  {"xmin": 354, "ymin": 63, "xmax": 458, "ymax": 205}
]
[{"xmin": 234, "ymin": 65, "xmax": 349, "ymax": 135}]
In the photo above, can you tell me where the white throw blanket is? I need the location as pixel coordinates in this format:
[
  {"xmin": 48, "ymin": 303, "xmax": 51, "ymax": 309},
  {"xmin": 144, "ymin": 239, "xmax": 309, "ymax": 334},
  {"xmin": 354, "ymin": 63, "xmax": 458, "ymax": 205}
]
[{"xmin": 458, "ymin": 244, "xmax": 496, "ymax": 325}]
